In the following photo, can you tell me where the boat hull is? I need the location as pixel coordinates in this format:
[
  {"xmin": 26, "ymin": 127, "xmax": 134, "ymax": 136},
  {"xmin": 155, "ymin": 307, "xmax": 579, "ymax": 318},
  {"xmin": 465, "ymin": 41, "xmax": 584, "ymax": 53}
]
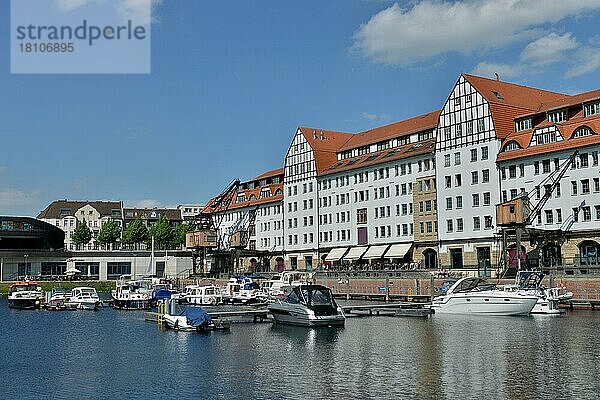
[
  {"xmin": 430, "ymin": 293, "xmax": 538, "ymax": 316},
  {"xmin": 268, "ymin": 304, "xmax": 346, "ymax": 327},
  {"xmin": 8, "ymin": 297, "xmax": 40, "ymax": 310},
  {"xmin": 163, "ymin": 315, "xmax": 214, "ymax": 332},
  {"xmin": 66, "ymin": 301, "xmax": 100, "ymax": 311},
  {"xmin": 113, "ymin": 299, "xmax": 152, "ymax": 310}
]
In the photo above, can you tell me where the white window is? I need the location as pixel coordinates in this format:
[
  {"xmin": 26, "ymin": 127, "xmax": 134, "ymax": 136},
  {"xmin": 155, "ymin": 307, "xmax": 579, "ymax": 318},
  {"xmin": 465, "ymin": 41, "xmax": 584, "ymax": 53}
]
[{"xmin": 515, "ymin": 118, "xmax": 532, "ymax": 131}]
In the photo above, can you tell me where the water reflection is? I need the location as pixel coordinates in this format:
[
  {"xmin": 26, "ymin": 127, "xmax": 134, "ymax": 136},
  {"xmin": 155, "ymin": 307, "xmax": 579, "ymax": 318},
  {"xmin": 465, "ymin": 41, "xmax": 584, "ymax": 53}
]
[{"xmin": 3, "ymin": 297, "xmax": 600, "ymax": 399}]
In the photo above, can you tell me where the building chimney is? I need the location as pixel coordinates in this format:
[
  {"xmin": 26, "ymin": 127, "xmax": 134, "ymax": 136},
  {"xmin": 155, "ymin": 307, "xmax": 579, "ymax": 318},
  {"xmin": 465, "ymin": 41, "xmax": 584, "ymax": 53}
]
[{"xmin": 495, "ymin": 72, "xmax": 500, "ymax": 81}]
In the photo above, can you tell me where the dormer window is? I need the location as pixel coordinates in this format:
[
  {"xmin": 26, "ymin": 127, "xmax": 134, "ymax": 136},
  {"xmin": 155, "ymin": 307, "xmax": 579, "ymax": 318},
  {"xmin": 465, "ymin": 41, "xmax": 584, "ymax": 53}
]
[
  {"xmin": 376, "ymin": 141, "xmax": 390, "ymax": 151},
  {"xmin": 340, "ymin": 150, "xmax": 353, "ymax": 160},
  {"xmin": 515, "ymin": 118, "xmax": 532, "ymax": 131},
  {"xmin": 534, "ymin": 130, "xmax": 557, "ymax": 145},
  {"xmin": 572, "ymin": 126, "xmax": 594, "ymax": 139},
  {"xmin": 504, "ymin": 141, "xmax": 521, "ymax": 151},
  {"xmin": 236, "ymin": 194, "xmax": 246, "ymax": 203},
  {"xmin": 584, "ymin": 101, "xmax": 600, "ymax": 117},
  {"xmin": 260, "ymin": 189, "xmax": 271, "ymax": 198},
  {"xmin": 548, "ymin": 109, "xmax": 567, "ymax": 123}
]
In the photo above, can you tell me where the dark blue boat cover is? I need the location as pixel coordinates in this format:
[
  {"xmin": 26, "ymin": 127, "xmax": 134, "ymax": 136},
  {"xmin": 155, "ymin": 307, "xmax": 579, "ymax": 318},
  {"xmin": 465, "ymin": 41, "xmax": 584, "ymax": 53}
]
[
  {"xmin": 153, "ymin": 288, "xmax": 172, "ymax": 300},
  {"xmin": 182, "ymin": 307, "xmax": 212, "ymax": 327}
]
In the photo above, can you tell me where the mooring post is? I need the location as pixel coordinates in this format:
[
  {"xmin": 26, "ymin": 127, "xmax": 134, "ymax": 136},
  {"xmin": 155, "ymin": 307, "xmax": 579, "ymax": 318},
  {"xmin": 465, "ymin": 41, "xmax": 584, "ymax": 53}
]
[
  {"xmin": 430, "ymin": 274, "xmax": 435, "ymax": 301},
  {"xmin": 385, "ymin": 277, "xmax": 390, "ymax": 303}
]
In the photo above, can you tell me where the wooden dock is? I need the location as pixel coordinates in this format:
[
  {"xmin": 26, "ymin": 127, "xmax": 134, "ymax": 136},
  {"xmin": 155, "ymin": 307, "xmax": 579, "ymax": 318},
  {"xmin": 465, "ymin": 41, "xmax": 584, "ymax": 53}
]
[
  {"xmin": 341, "ymin": 302, "xmax": 432, "ymax": 316},
  {"xmin": 145, "ymin": 308, "xmax": 271, "ymax": 324}
]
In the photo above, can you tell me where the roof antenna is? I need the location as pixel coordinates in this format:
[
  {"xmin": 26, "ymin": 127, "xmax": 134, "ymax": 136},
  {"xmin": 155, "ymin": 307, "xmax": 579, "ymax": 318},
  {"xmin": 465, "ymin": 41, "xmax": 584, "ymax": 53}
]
[{"xmin": 495, "ymin": 72, "xmax": 500, "ymax": 81}]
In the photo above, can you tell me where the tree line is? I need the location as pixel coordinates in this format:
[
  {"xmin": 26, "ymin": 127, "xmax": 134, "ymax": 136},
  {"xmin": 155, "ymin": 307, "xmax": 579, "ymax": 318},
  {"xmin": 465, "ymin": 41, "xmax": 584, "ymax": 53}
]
[{"xmin": 71, "ymin": 215, "xmax": 189, "ymax": 250}]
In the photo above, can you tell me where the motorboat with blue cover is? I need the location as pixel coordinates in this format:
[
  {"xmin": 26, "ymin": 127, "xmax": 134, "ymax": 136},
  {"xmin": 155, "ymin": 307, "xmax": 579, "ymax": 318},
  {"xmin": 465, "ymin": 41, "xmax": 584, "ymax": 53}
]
[
  {"xmin": 163, "ymin": 307, "xmax": 214, "ymax": 332},
  {"xmin": 268, "ymin": 284, "xmax": 345, "ymax": 327}
]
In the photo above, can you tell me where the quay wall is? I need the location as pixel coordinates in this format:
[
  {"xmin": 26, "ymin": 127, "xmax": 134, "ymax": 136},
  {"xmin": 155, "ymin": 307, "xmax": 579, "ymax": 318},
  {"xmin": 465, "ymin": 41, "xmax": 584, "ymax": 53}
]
[{"xmin": 205, "ymin": 276, "xmax": 600, "ymax": 303}]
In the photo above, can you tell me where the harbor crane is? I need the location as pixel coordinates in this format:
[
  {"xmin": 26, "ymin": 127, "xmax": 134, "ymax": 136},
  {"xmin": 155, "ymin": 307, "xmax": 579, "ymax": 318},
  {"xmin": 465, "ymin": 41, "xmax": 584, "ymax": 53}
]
[
  {"xmin": 495, "ymin": 150, "xmax": 579, "ymax": 278},
  {"xmin": 186, "ymin": 178, "xmax": 240, "ymax": 275}
]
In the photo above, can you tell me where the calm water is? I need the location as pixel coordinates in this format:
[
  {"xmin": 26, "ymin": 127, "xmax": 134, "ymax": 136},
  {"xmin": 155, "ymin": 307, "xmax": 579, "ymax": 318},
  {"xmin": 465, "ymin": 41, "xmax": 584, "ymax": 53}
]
[{"xmin": 2, "ymin": 297, "xmax": 600, "ymax": 400}]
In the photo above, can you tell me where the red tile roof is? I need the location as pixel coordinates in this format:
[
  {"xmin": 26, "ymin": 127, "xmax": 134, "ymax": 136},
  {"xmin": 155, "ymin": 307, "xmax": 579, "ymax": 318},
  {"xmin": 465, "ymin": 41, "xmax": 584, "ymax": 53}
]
[
  {"xmin": 253, "ymin": 168, "xmax": 284, "ymax": 181},
  {"xmin": 297, "ymin": 127, "xmax": 354, "ymax": 175},
  {"xmin": 338, "ymin": 111, "xmax": 440, "ymax": 151},
  {"xmin": 463, "ymin": 74, "xmax": 570, "ymax": 140},
  {"xmin": 321, "ymin": 139, "xmax": 436, "ymax": 176},
  {"xmin": 529, "ymin": 88, "xmax": 600, "ymax": 115},
  {"xmin": 463, "ymin": 74, "xmax": 568, "ymax": 110},
  {"xmin": 497, "ymin": 115, "xmax": 600, "ymax": 162}
]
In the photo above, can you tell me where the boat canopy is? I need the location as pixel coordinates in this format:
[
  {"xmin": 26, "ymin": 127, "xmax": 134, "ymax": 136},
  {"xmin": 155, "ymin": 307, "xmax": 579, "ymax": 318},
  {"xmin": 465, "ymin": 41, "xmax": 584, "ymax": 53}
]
[
  {"xmin": 448, "ymin": 278, "xmax": 496, "ymax": 294},
  {"xmin": 181, "ymin": 307, "xmax": 212, "ymax": 328},
  {"xmin": 344, "ymin": 246, "xmax": 368, "ymax": 261},
  {"xmin": 385, "ymin": 243, "xmax": 412, "ymax": 258},
  {"xmin": 363, "ymin": 245, "xmax": 390, "ymax": 260},
  {"xmin": 325, "ymin": 247, "xmax": 348, "ymax": 262}
]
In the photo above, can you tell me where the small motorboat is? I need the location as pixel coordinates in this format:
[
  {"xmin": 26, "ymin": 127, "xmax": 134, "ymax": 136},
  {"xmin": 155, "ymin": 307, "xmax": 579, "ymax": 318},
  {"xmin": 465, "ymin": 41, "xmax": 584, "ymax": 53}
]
[
  {"xmin": 178, "ymin": 285, "xmax": 222, "ymax": 306},
  {"xmin": 268, "ymin": 284, "xmax": 345, "ymax": 327},
  {"xmin": 429, "ymin": 277, "xmax": 538, "ymax": 316},
  {"xmin": 163, "ymin": 307, "xmax": 214, "ymax": 332},
  {"xmin": 65, "ymin": 287, "xmax": 101, "ymax": 310},
  {"xmin": 45, "ymin": 287, "xmax": 71, "ymax": 310},
  {"xmin": 8, "ymin": 281, "xmax": 44, "ymax": 309},
  {"xmin": 112, "ymin": 276, "xmax": 153, "ymax": 310},
  {"xmin": 512, "ymin": 271, "xmax": 566, "ymax": 315}
]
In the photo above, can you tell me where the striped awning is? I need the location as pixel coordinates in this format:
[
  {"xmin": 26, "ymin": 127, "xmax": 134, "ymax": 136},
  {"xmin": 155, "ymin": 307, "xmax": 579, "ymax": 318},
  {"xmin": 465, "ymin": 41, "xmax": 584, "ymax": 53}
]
[
  {"xmin": 344, "ymin": 246, "xmax": 368, "ymax": 261},
  {"xmin": 362, "ymin": 245, "xmax": 390, "ymax": 260},
  {"xmin": 385, "ymin": 243, "xmax": 412, "ymax": 258},
  {"xmin": 325, "ymin": 247, "xmax": 349, "ymax": 262}
]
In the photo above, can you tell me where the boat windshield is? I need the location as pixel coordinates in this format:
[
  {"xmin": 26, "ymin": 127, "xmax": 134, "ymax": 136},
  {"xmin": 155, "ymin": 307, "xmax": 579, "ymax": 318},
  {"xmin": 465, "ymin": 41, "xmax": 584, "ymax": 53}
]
[
  {"xmin": 517, "ymin": 271, "xmax": 544, "ymax": 289},
  {"xmin": 452, "ymin": 278, "xmax": 496, "ymax": 293},
  {"xmin": 284, "ymin": 285, "xmax": 337, "ymax": 309},
  {"xmin": 11, "ymin": 284, "xmax": 39, "ymax": 292}
]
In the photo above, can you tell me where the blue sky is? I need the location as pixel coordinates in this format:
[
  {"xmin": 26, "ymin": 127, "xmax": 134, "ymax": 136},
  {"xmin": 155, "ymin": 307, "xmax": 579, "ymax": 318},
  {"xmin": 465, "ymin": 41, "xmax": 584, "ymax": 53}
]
[{"xmin": 2, "ymin": 0, "xmax": 600, "ymax": 216}]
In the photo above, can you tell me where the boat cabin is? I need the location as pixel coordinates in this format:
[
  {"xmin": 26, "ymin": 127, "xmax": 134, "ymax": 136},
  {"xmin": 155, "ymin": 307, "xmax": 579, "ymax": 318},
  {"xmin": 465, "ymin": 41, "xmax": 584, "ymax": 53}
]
[{"xmin": 284, "ymin": 285, "xmax": 339, "ymax": 316}]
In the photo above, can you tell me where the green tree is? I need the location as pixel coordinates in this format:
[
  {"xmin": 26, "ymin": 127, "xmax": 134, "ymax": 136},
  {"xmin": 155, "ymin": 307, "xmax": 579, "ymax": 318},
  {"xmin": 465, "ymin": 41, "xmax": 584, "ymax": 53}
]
[
  {"xmin": 148, "ymin": 215, "xmax": 175, "ymax": 250},
  {"xmin": 122, "ymin": 218, "xmax": 149, "ymax": 249},
  {"xmin": 97, "ymin": 219, "xmax": 121, "ymax": 250},
  {"xmin": 72, "ymin": 219, "xmax": 92, "ymax": 249},
  {"xmin": 172, "ymin": 223, "xmax": 190, "ymax": 248}
]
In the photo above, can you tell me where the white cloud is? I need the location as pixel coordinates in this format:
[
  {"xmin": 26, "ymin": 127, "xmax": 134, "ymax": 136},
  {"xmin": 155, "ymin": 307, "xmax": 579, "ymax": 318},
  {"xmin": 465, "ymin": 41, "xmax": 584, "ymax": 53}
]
[
  {"xmin": 564, "ymin": 46, "xmax": 600, "ymax": 78},
  {"xmin": 116, "ymin": 0, "xmax": 162, "ymax": 25},
  {"xmin": 520, "ymin": 33, "xmax": 579, "ymax": 66},
  {"xmin": 125, "ymin": 199, "xmax": 163, "ymax": 209},
  {"xmin": 54, "ymin": 0, "xmax": 90, "ymax": 12},
  {"xmin": 362, "ymin": 112, "xmax": 391, "ymax": 122},
  {"xmin": 0, "ymin": 187, "xmax": 39, "ymax": 208},
  {"xmin": 352, "ymin": 0, "xmax": 600, "ymax": 66},
  {"xmin": 470, "ymin": 62, "xmax": 523, "ymax": 79}
]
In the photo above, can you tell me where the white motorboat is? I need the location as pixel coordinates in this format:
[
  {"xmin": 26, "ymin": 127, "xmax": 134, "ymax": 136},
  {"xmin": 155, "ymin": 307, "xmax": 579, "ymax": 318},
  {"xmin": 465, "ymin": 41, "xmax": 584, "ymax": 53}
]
[
  {"xmin": 512, "ymin": 271, "xmax": 566, "ymax": 315},
  {"xmin": 45, "ymin": 287, "xmax": 70, "ymax": 310},
  {"xmin": 8, "ymin": 281, "xmax": 44, "ymax": 310},
  {"xmin": 65, "ymin": 287, "xmax": 101, "ymax": 310},
  {"xmin": 429, "ymin": 277, "xmax": 538, "ymax": 316},
  {"xmin": 179, "ymin": 285, "xmax": 222, "ymax": 306},
  {"xmin": 262, "ymin": 271, "xmax": 312, "ymax": 299},
  {"xmin": 163, "ymin": 307, "xmax": 214, "ymax": 332},
  {"xmin": 111, "ymin": 276, "xmax": 153, "ymax": 310},
  {"xmin": 268, "ymin": 284, "xmax": 345, "ymax": 327},
  {"xmin": 222, "ymin": 277, "xmax": 268, "ymax": 305}
]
